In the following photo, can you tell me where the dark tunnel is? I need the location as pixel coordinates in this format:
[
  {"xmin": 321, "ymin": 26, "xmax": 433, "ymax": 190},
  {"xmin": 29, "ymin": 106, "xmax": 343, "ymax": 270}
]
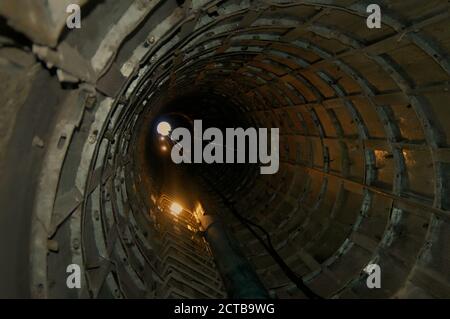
[{"xmin": 0, "ymin": 0, "xmax": 449, "ymax": 299}]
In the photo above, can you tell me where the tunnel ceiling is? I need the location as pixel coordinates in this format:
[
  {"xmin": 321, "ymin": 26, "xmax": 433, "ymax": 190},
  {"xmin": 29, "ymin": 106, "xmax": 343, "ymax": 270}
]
[{"xmin": 0, "ymin": 0, "xmax": 450, "ymax": 299}]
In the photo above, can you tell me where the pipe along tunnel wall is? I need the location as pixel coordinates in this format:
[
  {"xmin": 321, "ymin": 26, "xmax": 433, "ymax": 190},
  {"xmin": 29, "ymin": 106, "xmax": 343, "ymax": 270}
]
[{"xmin": 0, "ymin": 0, "xmax": 450, "ymax": 298}]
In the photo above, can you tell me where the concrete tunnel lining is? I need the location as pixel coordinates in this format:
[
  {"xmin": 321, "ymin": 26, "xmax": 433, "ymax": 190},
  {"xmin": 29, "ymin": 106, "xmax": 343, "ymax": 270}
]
[{"xmin": 0, "ymin": 0, "xmax": 449, "ymax": 299}]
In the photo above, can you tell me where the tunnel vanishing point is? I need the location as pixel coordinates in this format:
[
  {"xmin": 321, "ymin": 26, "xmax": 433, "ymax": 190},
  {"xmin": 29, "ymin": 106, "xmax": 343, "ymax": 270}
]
[{"xmin": 0, "ymin": 0, "xmax": 449, "ymax": 299}]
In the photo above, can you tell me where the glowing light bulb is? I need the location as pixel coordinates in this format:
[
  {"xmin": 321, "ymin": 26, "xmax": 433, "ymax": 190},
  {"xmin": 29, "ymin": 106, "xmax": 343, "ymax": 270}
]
[
  {"xmin": 157, "ymin": 121, "xmax": 172, "ymax": 136},
  {"xmin": 170, "ymin": 202, "xmax": 183, "ymax": 215}
]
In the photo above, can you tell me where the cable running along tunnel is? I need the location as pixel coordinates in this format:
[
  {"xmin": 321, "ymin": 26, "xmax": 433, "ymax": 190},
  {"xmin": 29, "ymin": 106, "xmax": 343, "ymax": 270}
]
[{"xmin": 0, "ymin": 0, "xmax": 450, "ymax": 299}]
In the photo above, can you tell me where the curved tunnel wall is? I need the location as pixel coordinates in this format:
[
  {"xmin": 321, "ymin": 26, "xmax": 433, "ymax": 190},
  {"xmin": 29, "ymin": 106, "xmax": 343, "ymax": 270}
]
[{"xmin": 0, "ymin": 0, "xmax": 449, "ymax": 299}]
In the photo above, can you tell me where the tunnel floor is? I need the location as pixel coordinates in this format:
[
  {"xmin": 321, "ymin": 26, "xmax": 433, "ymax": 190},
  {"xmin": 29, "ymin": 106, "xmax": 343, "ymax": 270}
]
[{"xmin": 0, "ymin": 0, "xmax": 449, "ymax": 300}]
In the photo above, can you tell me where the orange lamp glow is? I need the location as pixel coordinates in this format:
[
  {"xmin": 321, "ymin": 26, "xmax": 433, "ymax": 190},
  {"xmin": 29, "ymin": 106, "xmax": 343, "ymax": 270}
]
[{"xmin": 169, "ymin": 202, "xmax": 183, "ymax": 215}]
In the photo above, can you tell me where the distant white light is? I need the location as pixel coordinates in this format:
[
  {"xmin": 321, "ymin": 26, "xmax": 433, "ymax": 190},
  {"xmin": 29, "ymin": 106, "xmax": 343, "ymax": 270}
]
[{"xmin": 157, "ymin": 121, "xmax": 172, "ymax": 136}]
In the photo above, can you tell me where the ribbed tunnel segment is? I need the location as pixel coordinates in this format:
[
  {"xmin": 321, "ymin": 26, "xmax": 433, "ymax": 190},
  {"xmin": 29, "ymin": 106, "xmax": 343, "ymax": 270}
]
[{"xmin": 0, "ymin": 0, "xmax": 449, "ymax": 299}]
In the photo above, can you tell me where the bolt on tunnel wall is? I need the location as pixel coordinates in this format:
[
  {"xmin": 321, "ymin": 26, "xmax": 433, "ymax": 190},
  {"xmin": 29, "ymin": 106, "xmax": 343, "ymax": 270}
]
[{"xmin": 0, "ymin": 0, "xmax": 449, "ymax": 299}]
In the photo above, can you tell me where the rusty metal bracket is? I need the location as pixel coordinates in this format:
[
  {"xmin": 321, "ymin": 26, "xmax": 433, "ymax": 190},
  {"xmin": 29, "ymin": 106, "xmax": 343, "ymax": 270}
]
[{"xmin": 48, "ymin": 187, "xmax": 83, "ymax": 238}]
